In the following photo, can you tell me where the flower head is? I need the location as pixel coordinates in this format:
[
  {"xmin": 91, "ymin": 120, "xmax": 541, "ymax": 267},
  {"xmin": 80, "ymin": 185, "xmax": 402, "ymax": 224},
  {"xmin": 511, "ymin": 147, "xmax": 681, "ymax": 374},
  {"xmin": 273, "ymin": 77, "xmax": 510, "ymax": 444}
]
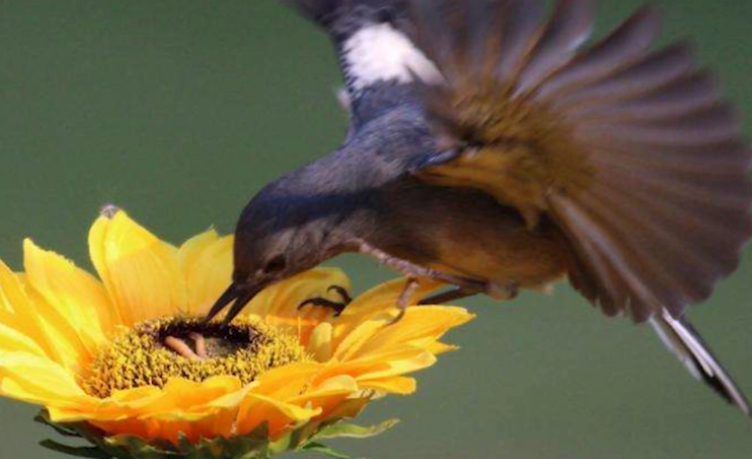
[{"xmin": 0, "ymin": 210, "xmax": 473, "ymax": 458}]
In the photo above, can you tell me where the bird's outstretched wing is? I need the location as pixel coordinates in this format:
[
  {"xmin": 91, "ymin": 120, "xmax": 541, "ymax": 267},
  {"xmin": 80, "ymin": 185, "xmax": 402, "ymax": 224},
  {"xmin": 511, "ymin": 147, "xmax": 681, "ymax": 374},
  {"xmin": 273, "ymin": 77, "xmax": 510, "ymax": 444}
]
[
  {"xmin": 281, "ymin": 0, "xmax": 442, "ymax": 124},
  {"xmin": 408, "ymin": 0, "xmax": 752, "ymax": 321}
]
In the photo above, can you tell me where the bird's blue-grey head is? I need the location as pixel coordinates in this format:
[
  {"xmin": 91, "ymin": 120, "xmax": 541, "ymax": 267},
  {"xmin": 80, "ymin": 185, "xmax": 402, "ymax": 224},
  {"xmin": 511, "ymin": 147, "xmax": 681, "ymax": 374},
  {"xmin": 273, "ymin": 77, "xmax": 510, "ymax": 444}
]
[{"xmin": 205, "ymin": 179, "xmax": 342, "ymax": 324}]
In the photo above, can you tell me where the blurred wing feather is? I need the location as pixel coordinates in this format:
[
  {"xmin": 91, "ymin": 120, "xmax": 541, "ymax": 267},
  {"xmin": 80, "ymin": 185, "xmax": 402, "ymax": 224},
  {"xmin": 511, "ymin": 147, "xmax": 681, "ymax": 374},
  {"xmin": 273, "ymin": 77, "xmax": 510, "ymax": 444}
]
[{"xmin": 409, "ymin": 0, "xmax": 752, "ymax": 320}]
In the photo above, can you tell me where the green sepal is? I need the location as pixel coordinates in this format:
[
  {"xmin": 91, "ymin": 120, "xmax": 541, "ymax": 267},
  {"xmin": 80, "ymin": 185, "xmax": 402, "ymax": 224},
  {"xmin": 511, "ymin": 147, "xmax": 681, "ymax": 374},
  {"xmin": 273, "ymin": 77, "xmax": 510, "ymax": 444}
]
[
  {"xmin": 310, "ymin": 419, "xmax": 399, "ymax": 441},
  {"xmin": 39, "ymin": 440, "xmax": 113, "ymax": 459},
  {"xmin": 35, "ymin": 412, "xmax": 83, "ymax": 437}
]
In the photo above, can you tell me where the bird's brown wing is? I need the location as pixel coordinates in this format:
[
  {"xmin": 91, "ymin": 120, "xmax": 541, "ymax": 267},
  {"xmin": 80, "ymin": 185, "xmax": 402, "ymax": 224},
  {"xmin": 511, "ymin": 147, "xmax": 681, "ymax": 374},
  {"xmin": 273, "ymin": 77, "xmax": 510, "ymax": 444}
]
[{"xmin": 408, "ymin": 0, "xmax": 752, "ymax": 321}]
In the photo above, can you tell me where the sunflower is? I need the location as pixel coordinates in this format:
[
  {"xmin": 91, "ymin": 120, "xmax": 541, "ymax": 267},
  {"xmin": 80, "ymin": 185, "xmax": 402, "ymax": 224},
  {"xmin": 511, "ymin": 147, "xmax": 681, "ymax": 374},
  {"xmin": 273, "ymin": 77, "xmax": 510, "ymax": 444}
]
[{"xmin": 0, "ymin": 209, "xmax": 473, "ymax": 459}]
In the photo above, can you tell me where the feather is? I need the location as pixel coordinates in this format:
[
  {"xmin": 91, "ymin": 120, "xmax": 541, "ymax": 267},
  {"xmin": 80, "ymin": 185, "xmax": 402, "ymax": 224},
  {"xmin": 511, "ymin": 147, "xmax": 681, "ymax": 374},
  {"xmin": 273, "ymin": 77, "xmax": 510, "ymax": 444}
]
[
  {"xmin": 496, "ymin": 0, "xmax": 547, "ymax": 79},
  {"xmin": 408, "ymin": 0, "xmax": 752, "ymax": 322},
  {"xmin": 569, "ymin": 71, "xmax": 721, "ymax": 121},
  {"xmin": 548, "ymin": 42, "xmax": 697, "ymax": 108},
  {"xmin": 516, "ymin": 0, "xmax": 596, "ymax": 94},
  {"xmin": 651, "ymin": 311, "xmax": 751, "ymax": 416},
  {"xmin": 537, "ymin": 6, "xmax": 663, "ymax": 98}
]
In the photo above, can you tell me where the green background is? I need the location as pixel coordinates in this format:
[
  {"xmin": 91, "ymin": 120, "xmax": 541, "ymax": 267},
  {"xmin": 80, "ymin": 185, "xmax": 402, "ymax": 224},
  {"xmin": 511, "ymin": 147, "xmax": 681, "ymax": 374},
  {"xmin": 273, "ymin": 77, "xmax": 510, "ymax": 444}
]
[{"xmin": 1, "ymin": 1, "xmax": 751, "ymax": 458}]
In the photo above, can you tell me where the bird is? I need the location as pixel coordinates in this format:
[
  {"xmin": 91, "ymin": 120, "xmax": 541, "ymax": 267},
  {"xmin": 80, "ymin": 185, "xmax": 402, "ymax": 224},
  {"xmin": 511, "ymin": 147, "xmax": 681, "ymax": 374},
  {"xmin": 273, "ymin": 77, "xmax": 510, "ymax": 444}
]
[{"xmin": 206, "ymin": 0, "xmax": 752, "ymax": 415}]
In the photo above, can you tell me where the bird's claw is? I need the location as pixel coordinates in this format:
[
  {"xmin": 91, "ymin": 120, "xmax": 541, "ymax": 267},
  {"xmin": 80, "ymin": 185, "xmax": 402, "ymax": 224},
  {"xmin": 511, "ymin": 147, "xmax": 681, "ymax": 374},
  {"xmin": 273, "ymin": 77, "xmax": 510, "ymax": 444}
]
[
  {"xmin": 387, "ymin": 278, "xmax": 420, "ymax": 326},
  {"xmin": 298, "ymin": 285, "xmax": 352, "ymax": 317},
  {"xmin": 327, "ymin": 285, "xmax": 353, "ymax": 304}
]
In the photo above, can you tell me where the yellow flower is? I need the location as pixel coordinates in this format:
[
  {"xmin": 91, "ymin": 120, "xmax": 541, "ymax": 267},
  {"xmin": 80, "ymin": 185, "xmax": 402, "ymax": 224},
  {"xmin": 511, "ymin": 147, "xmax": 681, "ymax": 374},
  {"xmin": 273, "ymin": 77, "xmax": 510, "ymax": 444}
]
[{"xmin": 0, "ymin": 210, "xmax": 473, "ymax": 458}]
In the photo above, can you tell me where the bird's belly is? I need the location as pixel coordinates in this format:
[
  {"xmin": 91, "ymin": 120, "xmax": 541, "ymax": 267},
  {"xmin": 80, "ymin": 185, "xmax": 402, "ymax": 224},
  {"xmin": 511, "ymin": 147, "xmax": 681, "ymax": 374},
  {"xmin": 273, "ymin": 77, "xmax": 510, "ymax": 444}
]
[
  {"xmin": 430, "ymin": 228, "xmax": 570, "ymax": 292},
  {"xmin": 384, "ymin": 185, "xmax": 572, "ymax": 292}
]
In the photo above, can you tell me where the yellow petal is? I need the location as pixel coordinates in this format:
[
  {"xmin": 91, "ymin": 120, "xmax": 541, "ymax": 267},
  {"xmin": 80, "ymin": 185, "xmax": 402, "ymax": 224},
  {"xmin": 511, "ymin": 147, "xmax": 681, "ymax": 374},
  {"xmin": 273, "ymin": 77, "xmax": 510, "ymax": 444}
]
[
  {"xmin": 347, "ymin": 306, "xmax": 474, "ymax": 360},
  {"xmin": 53, "ymin": 377, "xmax": 250, "ymax": 427},
  {"xmin": 308, "ymin": 322, "xmax": 334, "ymax": 362},
  {"xmin": 0, "ymin": 258, "xmax": 40, "ymax": 338},
  {"xmin": 178, "ymin": 230, "xmax": 233, "ymax": 316},
  {"xmin": 50, "ymin": 386, "xmax": 165, "ymax": 423},
  {"xmin": 333, "ymin": 320, "xmax": 386, "ymax": 362},
  {"xmin": 250, "ymin": 268, "xmax": 350, "ymax": 318},
  {"xmin": 0, "ymin": 323, "xmax": 46, "ymax": 357},
  {"xmin": 236, "ymin": 393, "xmax": 320, "ymax": 437},
  {"xmin": 322, "ymin": 347, "xmax": 438, "ymax": 383},
  {"xmin": 253, "ymin": 362, "xmax": 323, "ymax": 400},
  {"xmin": 289, "ymin": 375, "xmax": 361, "ymax": 421},
  {"xmin": 89, "ymin": 211, "xmax": 187, "ymax": 325},
  {"xmin": 333, "ymin": 278, "xmax": 443, "ymax": 346},
  {"xmin": 24, "ymin": 239, "xmax": 113, "ymax": 351},
  {"xmin": 333, "ymin": 306, "xmax": 469, "ymax": 363},
  {"xmin": 316, "ymin": 396, "xmax": 370, "ymax": 423},
  {"xmin": 0, "ymin": 352, "xmax": 93, "ymax": 410},
  {"xmin": 359, "ymin": 351, "xmax": 437, "ymax": 380},
  {"xmin": 358, "ymin": 376, "xmax": 417, "ymax": 395},
  {"xmin": 18, "ymin": 277, "xmax": 92, "ymax": 370},
  {"xmin": 149, "ymin": 406, "xmax": 239, "ymax": 444},
  {"xmin": 247, "ymin": 268, "xmax": 351, "ymax": 345},
  {"xmin": 417, "ymin": 340, "xmax": 459, "ymax": 356},
  {"xmin": 140, "ymin": 376, "xmax": 246, "ymax": 419},
  {"xmin": 290, "ymin": 375, "xmax": 359, "ymax": 406},
  {"xmin": 0, "ymin": 259, "xmax": 80, "ymax": 368},
  {"xmin": 109, "ymin": 386, "xmax": 164, "ymax": 406}
]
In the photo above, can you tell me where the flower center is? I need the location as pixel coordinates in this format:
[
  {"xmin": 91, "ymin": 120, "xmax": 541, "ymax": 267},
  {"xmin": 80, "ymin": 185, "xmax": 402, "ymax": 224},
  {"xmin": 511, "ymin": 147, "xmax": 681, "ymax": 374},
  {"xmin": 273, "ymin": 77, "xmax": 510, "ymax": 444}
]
[{"xmin": 84, "ymin": 317, "xmax": 308, "ymax": 398}]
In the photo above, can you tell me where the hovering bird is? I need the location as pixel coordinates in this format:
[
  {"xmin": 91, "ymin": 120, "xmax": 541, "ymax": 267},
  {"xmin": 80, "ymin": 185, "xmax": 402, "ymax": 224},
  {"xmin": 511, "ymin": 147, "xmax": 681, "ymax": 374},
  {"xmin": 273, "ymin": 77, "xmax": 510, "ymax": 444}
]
[{"xmin": 207, "ymin": 0, "xmax": 752, "ymax": 415}]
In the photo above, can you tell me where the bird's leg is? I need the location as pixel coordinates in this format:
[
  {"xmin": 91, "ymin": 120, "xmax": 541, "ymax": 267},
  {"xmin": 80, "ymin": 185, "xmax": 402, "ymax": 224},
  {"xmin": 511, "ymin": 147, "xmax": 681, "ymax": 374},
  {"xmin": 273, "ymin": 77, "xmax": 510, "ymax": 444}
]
[
  {"xmin": 358, "ymin": 241, "xmax": 501, "ymax": 323},
  {"xmin": 391, "ymin": 277, "xmax": 421, "ymax": 325},
  {"xmin": 419, "ymin": 288, "xmax": 479, "ymax": 305},
  {"xmin": 487, "ymin": 282, "xmax": 520, "ymax": 301},
  {"xmin": 298, "ymin": 285, "xmax": 352, "ymax": 317},
  {"xmin": 358, "ymin": 241, "xmax": 520, "ymax": 304},
  {"xmin": 420, "ymin": 283, "xmax": 520, "ymax": 305},
  {"xmin": 358, "ymin": 241, "xmax": 489, "ymax": 292}
]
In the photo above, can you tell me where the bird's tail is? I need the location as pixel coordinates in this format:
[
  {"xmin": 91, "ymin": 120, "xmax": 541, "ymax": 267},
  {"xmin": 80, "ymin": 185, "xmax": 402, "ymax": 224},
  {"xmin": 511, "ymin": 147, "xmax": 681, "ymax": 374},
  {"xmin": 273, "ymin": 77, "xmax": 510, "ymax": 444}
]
[{"xmin": 650, "ymin": 310, "xmax": 751, "ymax": 416}]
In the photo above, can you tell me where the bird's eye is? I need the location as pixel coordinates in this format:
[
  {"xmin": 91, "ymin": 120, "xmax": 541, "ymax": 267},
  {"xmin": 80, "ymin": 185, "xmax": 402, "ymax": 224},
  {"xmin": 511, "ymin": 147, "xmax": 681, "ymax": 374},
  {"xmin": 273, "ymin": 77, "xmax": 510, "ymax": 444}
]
[{"xmin": 263, "ymin": 255, "xmax": 287, "ymax": 274}]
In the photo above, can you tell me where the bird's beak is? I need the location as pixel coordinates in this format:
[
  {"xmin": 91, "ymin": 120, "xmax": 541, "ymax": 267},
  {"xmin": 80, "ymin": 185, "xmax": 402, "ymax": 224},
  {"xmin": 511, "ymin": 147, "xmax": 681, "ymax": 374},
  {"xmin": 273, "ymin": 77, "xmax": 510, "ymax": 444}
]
[{"xmin": 205, "ymin": 282, "xmax": 264, "ymax": 325}]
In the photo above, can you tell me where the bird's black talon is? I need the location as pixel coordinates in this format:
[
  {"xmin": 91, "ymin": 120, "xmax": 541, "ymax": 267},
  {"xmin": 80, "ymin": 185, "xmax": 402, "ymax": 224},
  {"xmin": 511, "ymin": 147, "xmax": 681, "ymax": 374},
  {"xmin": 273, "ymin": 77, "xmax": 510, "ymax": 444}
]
[
  {"xmin": 298, "ymin": 297, "xmax": 348, "ymax": 317},
  {"xmin": 327, "ymin": 285, "xmax": 353, "ymax": 304}
]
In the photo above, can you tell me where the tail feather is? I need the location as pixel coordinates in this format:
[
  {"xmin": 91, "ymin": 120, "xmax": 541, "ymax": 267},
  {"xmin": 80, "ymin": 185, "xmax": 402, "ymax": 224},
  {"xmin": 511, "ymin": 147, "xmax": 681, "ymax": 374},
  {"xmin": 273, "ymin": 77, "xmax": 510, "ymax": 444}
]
[{"xmin": 650, "ymin": 310, "xmax": 751, "ymax": 416}]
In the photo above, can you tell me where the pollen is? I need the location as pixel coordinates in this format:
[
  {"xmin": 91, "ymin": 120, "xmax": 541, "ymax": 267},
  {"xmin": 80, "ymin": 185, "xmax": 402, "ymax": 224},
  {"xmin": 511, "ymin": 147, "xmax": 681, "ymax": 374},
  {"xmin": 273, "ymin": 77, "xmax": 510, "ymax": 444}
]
[{"xmin": 83, "ymin": 317, "xmax": 308, "ymax": 398}]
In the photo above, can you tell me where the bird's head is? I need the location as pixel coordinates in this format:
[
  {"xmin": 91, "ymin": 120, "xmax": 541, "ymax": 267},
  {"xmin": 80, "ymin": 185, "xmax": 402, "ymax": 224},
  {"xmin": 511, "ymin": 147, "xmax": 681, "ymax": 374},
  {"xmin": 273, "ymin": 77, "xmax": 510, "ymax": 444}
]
[{"xmin": 206, "ymin": 183, "xmax": 339, "ymax": 324}]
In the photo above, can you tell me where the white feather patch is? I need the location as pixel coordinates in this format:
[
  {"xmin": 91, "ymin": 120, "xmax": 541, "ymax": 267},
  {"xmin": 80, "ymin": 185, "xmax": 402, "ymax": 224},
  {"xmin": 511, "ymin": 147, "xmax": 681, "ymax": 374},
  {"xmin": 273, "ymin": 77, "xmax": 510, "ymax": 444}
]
[{"xmin": 342, "ymin": 22, "xmax": 442, "ymax": 91}]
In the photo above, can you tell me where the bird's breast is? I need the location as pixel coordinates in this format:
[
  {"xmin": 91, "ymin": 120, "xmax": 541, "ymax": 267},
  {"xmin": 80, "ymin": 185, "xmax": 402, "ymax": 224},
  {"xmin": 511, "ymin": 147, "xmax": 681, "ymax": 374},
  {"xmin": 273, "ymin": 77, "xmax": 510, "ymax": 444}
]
[{"xmin": 379, "ymin": 182, "xmax": 572, "ymax": 291}]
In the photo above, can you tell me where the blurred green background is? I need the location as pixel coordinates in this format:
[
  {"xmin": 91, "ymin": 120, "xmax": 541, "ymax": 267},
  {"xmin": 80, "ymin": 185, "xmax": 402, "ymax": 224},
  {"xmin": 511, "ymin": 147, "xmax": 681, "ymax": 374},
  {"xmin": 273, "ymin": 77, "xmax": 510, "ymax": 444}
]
[{"xmin": 1, "ymin": 1, "xmax": 751, "ymax": 458}]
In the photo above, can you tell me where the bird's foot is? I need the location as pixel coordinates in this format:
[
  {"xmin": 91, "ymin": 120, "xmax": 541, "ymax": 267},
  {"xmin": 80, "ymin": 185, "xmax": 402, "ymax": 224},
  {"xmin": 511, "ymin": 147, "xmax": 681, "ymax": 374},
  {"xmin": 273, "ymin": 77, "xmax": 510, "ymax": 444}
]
[
  {"xmin": 488, "ymin": 282, "xmax": 520, "ymax": 301},
  {"xmin": 389, "ymin": 278, "xmax": 421, "ymax": 325},
  {"xmin": 327, "ymin": 285, "xmax": 353, "ymax": 304},
  {"xmin": 418, "ymin": 282, "xmax": 518, "ymax": 305},
  {"xmin": 298, "ymin": 285, "xmax": 352, "ymax": 317},
  {"xmin": 419, "ymin": 287, "xmax": 478, "ymax": 305}
]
